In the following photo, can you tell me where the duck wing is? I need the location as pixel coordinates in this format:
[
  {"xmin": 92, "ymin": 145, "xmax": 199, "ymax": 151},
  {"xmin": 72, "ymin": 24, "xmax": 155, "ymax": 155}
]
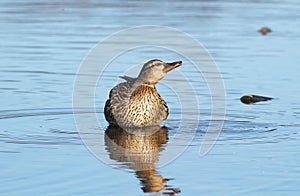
[
  {"xmin": 104, "ymin": 81, "xmax": 132, "ymax": 126},
  {"xmin": 119, "ymin": 75, "xmax": 136, "ymax": 83}
]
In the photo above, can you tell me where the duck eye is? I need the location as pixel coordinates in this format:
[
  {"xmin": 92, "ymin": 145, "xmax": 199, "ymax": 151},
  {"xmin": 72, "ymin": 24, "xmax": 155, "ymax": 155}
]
[{"xmin": 150, "ymin": 63, "xmax": 159, "ymax": 68}]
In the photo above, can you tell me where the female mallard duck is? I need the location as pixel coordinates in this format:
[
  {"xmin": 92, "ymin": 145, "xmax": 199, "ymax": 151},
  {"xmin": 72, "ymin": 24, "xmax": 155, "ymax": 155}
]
[{"xmin": 104, "ymin": 59, "xmax": 182, "ymax": 128}]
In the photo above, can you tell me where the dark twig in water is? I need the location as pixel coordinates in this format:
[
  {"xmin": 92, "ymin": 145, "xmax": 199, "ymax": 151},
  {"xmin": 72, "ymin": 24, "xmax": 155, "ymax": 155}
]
[
  {"xmin": 258, "ymin": 27, "xmax": 272, "ymax": 35},
  {"xmin": 264, "ymin": 128, "xmax": 277, "ymax": 132},
  {"xmin": 240, "ymin": 94, "xmax": 273, "ymax": 104}
]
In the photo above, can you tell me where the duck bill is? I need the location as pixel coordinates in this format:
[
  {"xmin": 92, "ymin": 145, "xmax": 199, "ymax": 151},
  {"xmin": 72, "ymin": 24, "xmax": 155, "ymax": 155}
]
[{"xmin": 162, "ymin": 61, "xmax": 182, "ymax": 73}]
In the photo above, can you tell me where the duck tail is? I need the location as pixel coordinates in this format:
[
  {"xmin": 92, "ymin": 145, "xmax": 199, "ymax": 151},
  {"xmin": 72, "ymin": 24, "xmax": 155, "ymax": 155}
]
[{"xmin": 119, "ymin": 75, "xmax": 136, "ymax": 83}]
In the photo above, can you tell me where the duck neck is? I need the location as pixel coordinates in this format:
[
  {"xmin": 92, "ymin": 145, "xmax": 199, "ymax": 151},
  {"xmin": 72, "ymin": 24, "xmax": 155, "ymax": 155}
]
[{"xmin": 133, "ymin": 78, "xmax": 156, "ymax": 88}]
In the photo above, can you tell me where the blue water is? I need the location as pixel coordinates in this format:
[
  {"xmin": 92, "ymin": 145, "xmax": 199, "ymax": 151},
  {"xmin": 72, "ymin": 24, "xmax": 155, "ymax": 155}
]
[{"xmin": 1, "ymin": 0, "xmax": 300, "ymax": 195}]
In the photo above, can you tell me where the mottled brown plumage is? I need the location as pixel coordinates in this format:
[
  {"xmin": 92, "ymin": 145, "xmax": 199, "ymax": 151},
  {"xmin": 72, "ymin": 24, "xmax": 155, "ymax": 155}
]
[{"xmin": 104, "ymin": 59, "xmax": 182, "ymax": 128}]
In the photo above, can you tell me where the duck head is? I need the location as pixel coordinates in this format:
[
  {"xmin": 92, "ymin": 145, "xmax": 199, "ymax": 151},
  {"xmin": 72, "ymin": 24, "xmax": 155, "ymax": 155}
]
[{"xmin": 136, "ymin": 59, "xmax": 182, "ymax": 86}]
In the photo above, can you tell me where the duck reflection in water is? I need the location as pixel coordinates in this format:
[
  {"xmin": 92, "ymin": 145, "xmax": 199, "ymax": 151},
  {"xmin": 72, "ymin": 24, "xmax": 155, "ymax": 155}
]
[{"xmin": 105, "ymin": 125, "xmax": 181, "ymax": 194}]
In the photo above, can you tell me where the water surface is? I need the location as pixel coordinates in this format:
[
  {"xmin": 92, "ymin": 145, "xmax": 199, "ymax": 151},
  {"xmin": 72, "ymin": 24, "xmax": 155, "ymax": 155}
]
[{"xmin": 1, "ymin": 0, "xmax": 300, "ymax": 195}]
